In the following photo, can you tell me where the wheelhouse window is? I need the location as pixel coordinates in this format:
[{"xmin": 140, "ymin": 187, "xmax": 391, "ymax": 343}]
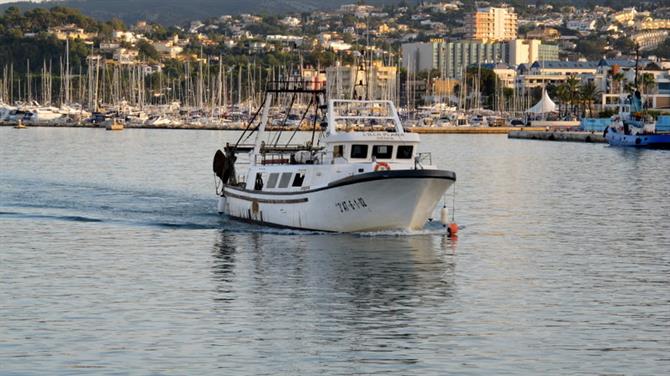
[
  {"xmin": 350, "ymin": 144, "xmax": 369, "ymax": 159},
  {"xmin": 266, "ymin": 173, "xmax": 279, "ymax": 188},
  {"xmin": 292, "ymin": 173, "xmax": 305, "ymax": 187},
  {"xmin": 333, "ymin": 145, "xmax": 344, "ymax": 158},
  {"xmin": 372, "ymin": 145, "xmax": 393, "ymax": 159},
  {"xmin": 396, "ymin": 145, "xmax": 414, "ymax": 159},
  {"xmin": 278, "ymin": 172, "xmax": 293, "ymax": 188},
  {"xmin": 254, "ymin": 173, "xmax": 264, "ymax": 191}
]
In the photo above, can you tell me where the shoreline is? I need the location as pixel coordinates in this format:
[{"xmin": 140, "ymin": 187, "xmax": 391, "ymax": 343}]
[{"xmin": 2, "ymin": 122, "xmax": 551, "ymax": 134}]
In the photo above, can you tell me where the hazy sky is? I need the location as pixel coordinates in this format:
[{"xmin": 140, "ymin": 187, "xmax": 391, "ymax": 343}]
[{"xmin": 0, "ymin": 1, "xmax": 51, "ymax": 4}]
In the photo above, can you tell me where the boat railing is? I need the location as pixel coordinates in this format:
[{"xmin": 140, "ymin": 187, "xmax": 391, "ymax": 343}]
[
  {"xmin": 265, "ymin": 80, "xmax": 326, "ymax": 93},
  {"xmin": 415, "ymin": 152, "xmax": 432, "ymax": 169},
  {"xmin": 254, "ymin": 149, "xmax": 333, "ymax": 166}
]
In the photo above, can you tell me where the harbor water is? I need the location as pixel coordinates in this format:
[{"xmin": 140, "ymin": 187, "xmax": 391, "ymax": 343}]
[{"xmin": 1, "ymin": 128, "xmax": 669, "ymax": 374}]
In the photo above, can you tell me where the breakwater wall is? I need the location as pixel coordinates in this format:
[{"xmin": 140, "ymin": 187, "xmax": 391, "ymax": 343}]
[{"xmin": 508, "ymin": 130, "xmax": 606, "ymax": 143}]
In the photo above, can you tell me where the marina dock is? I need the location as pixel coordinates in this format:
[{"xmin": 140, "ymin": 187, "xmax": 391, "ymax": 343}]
[{"xmin": 508, "ymin": 130, "xmax": 606, "ymax": 143}]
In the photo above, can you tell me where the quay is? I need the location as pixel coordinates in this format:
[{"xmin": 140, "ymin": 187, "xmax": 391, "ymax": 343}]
[
  {"xmin": 2, "ymin": 121, "xmax": 548, "ymax": 134},
  {"xmin": 508, "ymin": 130, "xmax": 606, "ymax": 143},
  {"xmin": 408, "ymin": 127, "xmax": 547, "ymax": 134},
  {"xmin": 2, "ymin": 121, "xmax": 603, "ymax": 138}
]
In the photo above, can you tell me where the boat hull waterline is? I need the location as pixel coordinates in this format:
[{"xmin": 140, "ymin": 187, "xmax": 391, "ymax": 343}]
[
  {"xmin": 218, "ymin": 170, "xmax": 456, "ymax": 232},
  {"xmin": 605, "ymin": 131, "xmax": 670, "ymax": 149}
]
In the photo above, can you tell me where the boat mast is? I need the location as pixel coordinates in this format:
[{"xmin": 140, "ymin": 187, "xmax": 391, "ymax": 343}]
[
  {"xmin": 634, "ymin": 44, "xmax": 640, "ymax": 89},
  {"xmin": 253, "ymin": 91, "xmax": 272, "ymax": 157}
]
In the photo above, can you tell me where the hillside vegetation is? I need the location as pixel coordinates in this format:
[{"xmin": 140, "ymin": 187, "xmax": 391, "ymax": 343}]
[{"xmin": 0, "ymin": 0, "xmax": 404, "ymax": 25}]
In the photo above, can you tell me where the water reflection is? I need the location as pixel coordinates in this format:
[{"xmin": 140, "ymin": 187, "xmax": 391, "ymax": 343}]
[
  {"xmin": 211, "ymin": 231, "xmax": 457, "ymax": 302},
  {"xmin": 211, "ymin": 233, "xmax": 237, "ymax": 279},
  {"xmin": 208, "ymin": 231, "xmax": 458, "ymax": 370}
]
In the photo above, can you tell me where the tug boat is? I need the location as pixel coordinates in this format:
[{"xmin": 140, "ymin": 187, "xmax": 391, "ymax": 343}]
[{"xmin": 212, "ymin": 81, "xmax": 456, "ymax": 232}]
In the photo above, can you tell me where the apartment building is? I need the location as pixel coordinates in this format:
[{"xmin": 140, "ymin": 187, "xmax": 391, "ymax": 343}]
[
  {"xmin": 402, "ymin": 39, "xmax": 557, "ymax": 79},
  {"xmin": 466, "ymin": 7, "xmax": 518, "ymax": 42},
  {"xmin": 325, "ymin": 62, "xmax": 397, "ymax": 101}
]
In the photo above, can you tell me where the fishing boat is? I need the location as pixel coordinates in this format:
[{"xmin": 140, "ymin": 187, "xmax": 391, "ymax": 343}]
[
  {"xmin": 212, "ymin": 81, "xmax": 457, "ymax": 232},
  {"xmin": 605, "ymin": 90, "xmax": 670, "ymax": 149},
  {"xmin": 604, "ymin": 47, "xmax": 670, "ymax": 149}
]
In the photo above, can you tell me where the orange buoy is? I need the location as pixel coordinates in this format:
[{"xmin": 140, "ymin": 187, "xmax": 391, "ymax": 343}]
[{"xmin": 447, "ymin": 223, "xmax": 459, "ymax": 237}]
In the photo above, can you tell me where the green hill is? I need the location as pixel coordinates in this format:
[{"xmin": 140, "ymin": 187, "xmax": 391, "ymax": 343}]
[{"xmin": 0, "ymin": 0, "xmax": 408, "ymax": 25}]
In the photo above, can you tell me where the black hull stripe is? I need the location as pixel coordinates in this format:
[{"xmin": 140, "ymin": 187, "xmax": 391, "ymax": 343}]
[
  {"xmin": 225, "ymin": 191, "xmax": 308, "ymax": 204},
  {"xmin": 222, "ymin": 213, "xmax": 334, "ymax": 232},
  {"xmin": 224, "ymin": 169, "xmax": 456, "ymax": 197}
]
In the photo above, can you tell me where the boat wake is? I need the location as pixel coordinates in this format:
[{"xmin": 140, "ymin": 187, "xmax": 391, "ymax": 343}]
[
  {"xmin": 0, "ymin": 209, "xmax": 220, "ymax": 230},
  {"xmin": 0, "ymin": 211, "xmax": 104, "ymax": 223},
  {"xmin": 2, "ymin": 176, "xmax": 460, "ymax": 236},
  {"xmin": 0, "ymin": 207, "xmax": 458, "ymax": 236},
  {"xmin": 356, "ymin": 222, "xmax": 455, "ymax": 237}
]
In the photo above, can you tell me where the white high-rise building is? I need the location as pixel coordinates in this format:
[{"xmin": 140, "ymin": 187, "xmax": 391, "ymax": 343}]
[{"xmin": 466, "ymin": 7, "xmax": 518, "ymax": 42}]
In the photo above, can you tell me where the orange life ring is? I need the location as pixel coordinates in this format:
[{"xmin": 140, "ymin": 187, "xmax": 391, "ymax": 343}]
[{"xmin": 374, "ymin": 162, "xmax": 391, "ymax": 171}]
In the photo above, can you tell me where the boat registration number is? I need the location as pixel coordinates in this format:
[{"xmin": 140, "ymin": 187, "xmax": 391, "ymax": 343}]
[{"xmin": 336, "ymin": 197, "xmax": 368, "ymax": 213}]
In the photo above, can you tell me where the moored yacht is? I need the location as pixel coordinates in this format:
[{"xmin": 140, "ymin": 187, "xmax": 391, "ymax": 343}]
[{"xmin": 212, "ymin": 82, "xmax": 456, "ymax": 232}]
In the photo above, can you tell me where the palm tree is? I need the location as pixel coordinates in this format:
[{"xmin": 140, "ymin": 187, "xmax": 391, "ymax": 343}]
[
  {"xmin": 611, "ymin": 72, "xmax": 624, "ymax": 94},
  {"xmin": 641, "ymin": 73, "xmax": 656, "ymax": 95},
  {"xmin": 556, "ymin": 83, "xmax": 571, "ymax": 117},
  {"xmin": 579, "ymin": 81, "xmax": 602, "ymax": 118},
  {"xmin": 565, "ymin": 75, "xmax": 580, "ymax": 116}
]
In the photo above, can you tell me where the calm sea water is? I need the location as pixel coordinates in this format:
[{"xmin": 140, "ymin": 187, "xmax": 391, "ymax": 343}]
[{"xmin": 1, "ymin": 127, "xmax": 669, "ymax": 375}]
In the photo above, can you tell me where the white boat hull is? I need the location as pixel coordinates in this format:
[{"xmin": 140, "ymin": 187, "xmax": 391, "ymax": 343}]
[{"xmin": 219, "ymin": 170, "xmax": 455, "ymax": 232}]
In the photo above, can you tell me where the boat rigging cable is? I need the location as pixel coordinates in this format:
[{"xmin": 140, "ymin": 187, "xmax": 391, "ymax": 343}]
[
  {"xmin": 234, "ymin": 93, "xmax": 269, "ymax": 148},
  {"xmin": 272, "ymin": 92, "xmax": 297, "ymax": 147},
  {"xmin": 285, "ymin": 95, "xmax": 315, "ymax": 146}
]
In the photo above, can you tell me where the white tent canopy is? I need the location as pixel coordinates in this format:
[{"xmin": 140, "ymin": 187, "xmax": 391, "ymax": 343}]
[{"xmin": 526, "ymin": 89, "xmax": 557, "ymax": 114}]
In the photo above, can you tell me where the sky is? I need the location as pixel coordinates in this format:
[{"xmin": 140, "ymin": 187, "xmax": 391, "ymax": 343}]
[{"xmin": 0, "ymin": 1, "xmax": 53, "ymax": 4}]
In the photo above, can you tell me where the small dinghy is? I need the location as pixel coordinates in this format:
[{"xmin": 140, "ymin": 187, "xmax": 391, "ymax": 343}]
[{"xmin": 105, "ymin": 118, "xmax": 124, "ymax": 131}]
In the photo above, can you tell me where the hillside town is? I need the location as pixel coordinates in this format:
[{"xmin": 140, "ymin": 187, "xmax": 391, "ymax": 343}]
[{"xmin": 2, "ymin": 1, "xmax": 670, "ymax": 128}]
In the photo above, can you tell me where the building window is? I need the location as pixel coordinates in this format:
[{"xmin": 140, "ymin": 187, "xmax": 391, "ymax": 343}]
[
  {"xmin": 396, "ymin": 145, "xmax": 414, "ymax": 159},
  {"xmin": 350, "ymin": 144, "xmax": 369, "ymax": 159},
  {"xmin": 372, "ymin": 145, "xmax": 393, "ymax": 159}
]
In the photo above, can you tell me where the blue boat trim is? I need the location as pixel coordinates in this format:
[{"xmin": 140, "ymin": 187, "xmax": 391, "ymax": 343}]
[{"xmin": 606, "ymin": 130, "xmax": 670, "ymax": 149}]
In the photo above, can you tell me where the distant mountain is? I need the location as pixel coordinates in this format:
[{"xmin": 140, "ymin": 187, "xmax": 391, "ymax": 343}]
[{"xmin": 0, "ymin": 0, "xmax": 409, "ymax": 25}]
